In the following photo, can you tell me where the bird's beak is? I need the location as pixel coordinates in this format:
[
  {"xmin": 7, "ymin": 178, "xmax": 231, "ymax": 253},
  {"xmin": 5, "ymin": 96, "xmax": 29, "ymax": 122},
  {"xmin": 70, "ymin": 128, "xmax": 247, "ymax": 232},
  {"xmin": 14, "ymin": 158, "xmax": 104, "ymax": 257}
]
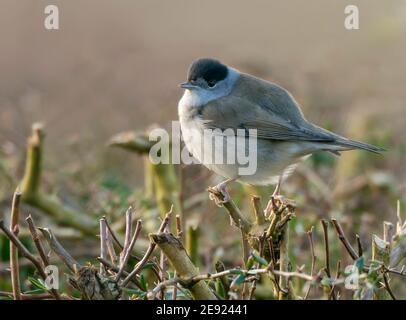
[{"xmin": 179, "ymin": 82, "xmax": 196, "ymax": 89}]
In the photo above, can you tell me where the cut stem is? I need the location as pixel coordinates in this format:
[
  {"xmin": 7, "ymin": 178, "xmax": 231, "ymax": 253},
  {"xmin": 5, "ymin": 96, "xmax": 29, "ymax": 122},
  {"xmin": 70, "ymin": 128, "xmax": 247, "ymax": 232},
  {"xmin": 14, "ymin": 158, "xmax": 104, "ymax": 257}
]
[
  {"xmin": 10, "ymin": 189, "xmax": 22, "ymax": 300},
  {"xmin": 150, "ymin": 232, "xmax": 217, "ymax": 300}
]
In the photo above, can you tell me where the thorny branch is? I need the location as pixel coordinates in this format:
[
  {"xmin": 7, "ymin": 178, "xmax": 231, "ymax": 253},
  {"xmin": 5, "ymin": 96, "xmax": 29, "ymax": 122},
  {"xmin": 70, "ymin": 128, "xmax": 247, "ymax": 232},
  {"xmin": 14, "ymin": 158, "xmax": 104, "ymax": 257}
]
[
  {"xmin": 121, "ymin": 208, "xmax": 173, "ymax": 287},
  {"xmin": 331, "ymin": 218, "xmax": 359, "ymax": 260},
  {"xmin": 2, "ymin": 149, "xmax": 406, "ymax": 301}
]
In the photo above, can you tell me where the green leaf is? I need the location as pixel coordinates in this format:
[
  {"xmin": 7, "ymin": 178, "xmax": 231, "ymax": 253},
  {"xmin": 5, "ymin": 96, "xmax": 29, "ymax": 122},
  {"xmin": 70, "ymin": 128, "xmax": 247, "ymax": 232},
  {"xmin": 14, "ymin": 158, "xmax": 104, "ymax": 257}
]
[
  {"xmin": 368, "ymin": 260, "xmax": 382, "ymax": 273},
  {"xmin": 355, "ymin": 256, "xmax": 365, "ymax": 272},
  {"xmin": 245, "ymin": 256, "xmax": 255, "ymax": 270},
  {"xmin": 122, "ymin": 287, "xmax": 144, "ymax": 296},
  {"xmin": 252, "ymin": 253, "xmax": 268, "ymax": 266},
  {"xmin": 24, "ymin": 288, "xmax": 45, "ymax": 294},
  {"xmin": 28, "ymin": 277, "xmax": 47, "ymax": 291},
  {"xmin": 141, "ymin": 262, "xmax": 155, "ymax": 270},
  {"xmin": 230, "ymin": 274, "xmax": 246, "ymax": 289},
  {"xmin": 139, "ymin": 274, "xmax": 148, "ymax": 291},
  {"xmin": 229, "ymin": 269, "xmax": 244, "ymax": 275},
  {"xmin": 321, "ymin": 277, "xmax": 334, "ymax": 287},
  {"xmin": 215, "ymin": 279, "xmax": 226, "ymax": 299}
]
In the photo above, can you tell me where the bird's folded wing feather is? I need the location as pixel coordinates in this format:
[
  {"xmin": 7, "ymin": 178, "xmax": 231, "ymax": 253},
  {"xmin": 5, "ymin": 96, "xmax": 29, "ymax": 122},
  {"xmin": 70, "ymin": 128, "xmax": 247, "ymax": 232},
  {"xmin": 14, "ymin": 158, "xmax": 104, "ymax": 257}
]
[{"xmin": 200, "ymin": 95, "xmax": 336, "ymax": 142}]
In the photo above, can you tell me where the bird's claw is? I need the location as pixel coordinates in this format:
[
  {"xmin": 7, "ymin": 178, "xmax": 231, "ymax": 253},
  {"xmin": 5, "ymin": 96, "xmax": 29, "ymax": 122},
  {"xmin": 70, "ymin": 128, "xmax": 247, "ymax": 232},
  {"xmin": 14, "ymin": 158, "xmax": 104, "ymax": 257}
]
[
  {"xmin": 264, "ymin": 193, "xmax": 295, "ymax": 218},
  {"xmin": 208, "ymin": 183, "xmax": 231, "ymax": 207},
  {"xmin": 271, "ymin": 194, "xmax": 286, "ymax": 207}
]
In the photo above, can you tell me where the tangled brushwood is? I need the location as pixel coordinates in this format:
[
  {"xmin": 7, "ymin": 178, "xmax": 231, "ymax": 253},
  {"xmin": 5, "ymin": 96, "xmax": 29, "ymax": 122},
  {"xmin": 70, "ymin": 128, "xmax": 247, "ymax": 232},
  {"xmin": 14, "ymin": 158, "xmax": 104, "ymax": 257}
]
[{"xmin": 0, "ymin": 124, "xmax": 405, "ymax": 300}]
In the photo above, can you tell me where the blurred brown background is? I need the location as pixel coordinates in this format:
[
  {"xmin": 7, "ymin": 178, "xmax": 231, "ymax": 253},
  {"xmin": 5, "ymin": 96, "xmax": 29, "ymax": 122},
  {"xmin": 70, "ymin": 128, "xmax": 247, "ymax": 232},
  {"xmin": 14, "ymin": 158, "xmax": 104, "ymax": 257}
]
[{"xmin": 0, "ymin": 0, "xmax": 405, "ymax": 189}]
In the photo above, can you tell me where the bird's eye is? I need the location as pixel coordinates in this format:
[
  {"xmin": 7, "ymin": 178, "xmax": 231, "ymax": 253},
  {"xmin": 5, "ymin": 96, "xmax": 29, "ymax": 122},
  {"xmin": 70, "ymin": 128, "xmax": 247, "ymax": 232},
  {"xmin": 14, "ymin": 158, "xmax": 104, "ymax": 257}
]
[{"xmin": 207, "ymin": 80, "xmax": 216, "ymax": 88}]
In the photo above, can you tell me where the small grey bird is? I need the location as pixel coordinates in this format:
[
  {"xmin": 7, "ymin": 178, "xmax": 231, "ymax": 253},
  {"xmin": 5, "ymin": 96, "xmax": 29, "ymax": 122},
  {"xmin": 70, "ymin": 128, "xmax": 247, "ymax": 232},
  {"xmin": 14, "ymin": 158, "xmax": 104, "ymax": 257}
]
[{"xmin": 178, "ymin": 58, "xmax": 383, "ymax": 202}]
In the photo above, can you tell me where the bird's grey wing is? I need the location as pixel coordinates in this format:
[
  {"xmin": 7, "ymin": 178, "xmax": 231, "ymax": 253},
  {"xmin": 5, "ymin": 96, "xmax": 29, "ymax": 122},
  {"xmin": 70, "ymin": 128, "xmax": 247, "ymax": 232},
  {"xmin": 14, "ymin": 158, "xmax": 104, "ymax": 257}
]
[
  {"xmin": 200, "ymin": 95, "xmax": 384, "ymax": 153},
  {"xmin": 200, "ymin": 95, "xmax": 336, "ymax": 142},
  {"xmin": 235, "ymin": 73, "xmax": 307, "ymax": 127}
]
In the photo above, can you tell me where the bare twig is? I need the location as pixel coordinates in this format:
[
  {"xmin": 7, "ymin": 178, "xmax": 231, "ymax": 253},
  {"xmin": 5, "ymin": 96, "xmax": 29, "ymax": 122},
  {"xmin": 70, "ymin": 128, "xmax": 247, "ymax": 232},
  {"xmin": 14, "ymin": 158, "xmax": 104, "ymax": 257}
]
[
  {"xmin": 103, "ymin": 216, "xmax": 123, "ymax": 250},
  {"xmin": 159, "ymin": 237, "xmax": 168, "ymax": 300},
  {"xmin": 265, "ymin": 201, "xmax": 285, "ymax": 238},
  {"xmin": 121, "ymin": 208, "xmax": 173, "ymax": 287},
  {"xmin": 148, "ymin": 264, "xmax": 315, "ymax": 299},
  {"xmin": 321, "ymin": 219, "xmax": 337, "ymax": 300},
  {"xmin": 26, "ymin": 215, "xmax": 50, "ymax": 267},
  {"xmin": 247, "ymin": 233, "xmax": 265, "ymax": 300},
  {"xmin": 240, "ymin": 220, "xmax": 250, "ymax": 268},
  {"xmin": 267, "ymin": 237, "xmax": 282, "ymax": 296},
  {"xmin": 121, "ymin": 244, "xmax": 154, "ymax": 288},
  {"xmin": 382, "ymin": 271, "xmax": 397, "ymax": 300},
  {"xmin": 173, "ymin": 215, "xmax": 183, "ymax": 300},
  {"xmin": 276, "ymin": 212, "xmax": 294, "ymax": 231},
  {"xmin": 115, "ymin": 220, "xmax": 142, "ymax": 281},
  {"xmin": 356, "ymin": 234, "xmax": 363, "ymax": 257},
  {"xmin": 383, "ymin": 222, "xmax": 394, "ymax": 244},
  {"xmin": 0, "ymin": 291, "xmax": 55, "ymax": 300},
  {"xmin": 3, "ymin": 218, "xmax": 62, "ymax": 300},
  {"xmin": 273, "ymin": 270, "xmax": 315, "ymax": 282},
  {"xmin": 9, "ymin": 189, "xmax": 22, "ymax": 300},
  {"xmin": 247, "ymin": 281, "xmax": 257, "ymax": 300},
  {"xmin": 178, "ymin": 164, "xmax": 185, "ymax": 224},
  {"xmin": 99, "ymin": 219, "xmax": 108, "ymax": 276},
  {"xmin": 278, "ymin": 222, "xmax": 290, "ymax": 300},
  {"xmin": 396, "ymin": 200, "xmax": 403, "ymax": 234},
  {"xmin": 267, "ymin": 237, "xmax": 277, "ymax": 267},
  {"xmin": 304, "ymin": 227, "xmax": 315, "ymax": 299},
  {"xmin": 176, "ymin": 214, "xmax": 183, "ymax": 240},
  {"xmin": 97, "ymin": 257, "xmax": 142, "ymax": 288},
  {"xmin": 104, "ymin": 216, "xmax": 140, "ymax": 260},
  {"xmin": 321, "ymin": 220, "xmax": 331, "ymax": 277},
  {"xmin": 331, "ymin": 218, "xmax": 359, "ymax": 260},
  {"xmin": 207, "ymin": 187, "xmax": 252, "ymax": 234},
  {"xmin": 0, "ymin": 219, "xmax": 62, "ymax": 299},
  {"xmin": 0, "ymin": 220, "xmax": 46, "ymax": 279},
  {"xmin": 106, "ymin": 226, "xmax": 118, "ymax": 265},
  {"xmin": 385, "ymin": 267, "xmax": 406, "ymax": 278},
  {"xmin": 38, "ymin": 228, "xmax": 81, "ymax": 273},
  {"xmin": 147, "ymin": 277, "xmax": 180, "ymax": 300},
  {"xmin": 123, "ymin": 207, "xmax": 133, "ymax": 253},
  {"xmin": 329, "ymin": 260, "xmax": 341, "ymax": 300},
  {"xmin": 214, "ymin": 261, "xmax": 230, "ymax": 299},
  {"xmin": 251, "ymin": 195, "xmax": 265, "ymax": 225}
]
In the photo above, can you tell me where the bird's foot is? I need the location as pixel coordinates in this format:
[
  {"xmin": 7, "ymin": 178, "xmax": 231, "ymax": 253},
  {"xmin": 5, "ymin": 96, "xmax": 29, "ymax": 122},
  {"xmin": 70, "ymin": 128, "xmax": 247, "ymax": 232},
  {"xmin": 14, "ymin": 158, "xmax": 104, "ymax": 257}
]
[
  {"xmin": 265, "ymin": 193, "xmax": 295, "ymax": 218},
  {"xmin": 208, "ymin": 181, "xmax": 231, "ymax": 207},
  {"xmin": 271, "ymin": 193, "xmax": 285, "ymax": 207}
]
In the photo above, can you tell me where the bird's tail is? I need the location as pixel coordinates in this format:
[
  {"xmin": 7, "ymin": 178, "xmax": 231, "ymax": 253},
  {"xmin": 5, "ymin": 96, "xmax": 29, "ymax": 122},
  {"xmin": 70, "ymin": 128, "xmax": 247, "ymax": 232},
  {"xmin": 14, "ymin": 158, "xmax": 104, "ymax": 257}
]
[
  {"xmin": 333, "ymin": 137, "xmax": 385, "ymax": 154},
  {"xmin": 309, "ymin": 123, "xmax": 385, "ymax": 154}
]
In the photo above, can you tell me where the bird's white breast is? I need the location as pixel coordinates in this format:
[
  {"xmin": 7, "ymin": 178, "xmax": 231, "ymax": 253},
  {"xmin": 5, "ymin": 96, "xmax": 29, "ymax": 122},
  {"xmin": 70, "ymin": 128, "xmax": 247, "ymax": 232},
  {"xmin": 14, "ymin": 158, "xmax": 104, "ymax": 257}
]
[
  {"xmin": 178, "ymin": 88, "xmax": 242, "ymax": 180},
  {"xmin": 178, "ymin": 92, "xmax": 207, "ymax": 163}
]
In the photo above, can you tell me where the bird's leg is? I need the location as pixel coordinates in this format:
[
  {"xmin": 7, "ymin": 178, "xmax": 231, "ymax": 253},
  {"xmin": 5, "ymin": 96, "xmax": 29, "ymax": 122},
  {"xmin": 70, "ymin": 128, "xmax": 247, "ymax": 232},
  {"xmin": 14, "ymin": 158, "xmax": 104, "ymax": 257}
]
[
  {"xmin": 271, "ymin": 175, "xmax": 285, "ymax": 207},
  {"xmin": 209, "ymin": 177, "xmax": 237, "ymax": 205},
  {"xmin": 272, "ymin": 176, "xmax": 283, "ymax": 197}
]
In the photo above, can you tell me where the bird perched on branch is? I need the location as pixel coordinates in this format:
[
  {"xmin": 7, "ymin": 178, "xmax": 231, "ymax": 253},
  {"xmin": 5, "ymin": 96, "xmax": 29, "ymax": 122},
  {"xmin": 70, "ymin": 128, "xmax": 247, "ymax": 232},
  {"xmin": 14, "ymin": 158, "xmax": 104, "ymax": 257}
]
[{"xmin": 178, "ymin": 58, "xmax": 384, "ymax": 203}]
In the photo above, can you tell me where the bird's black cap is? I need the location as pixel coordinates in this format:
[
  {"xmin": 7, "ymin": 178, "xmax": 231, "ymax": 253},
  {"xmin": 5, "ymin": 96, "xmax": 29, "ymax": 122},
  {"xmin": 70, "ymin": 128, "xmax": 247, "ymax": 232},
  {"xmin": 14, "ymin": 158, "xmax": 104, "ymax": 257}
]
[{"xmin": 187, "ymin": 58, "xmax": 228, "ymax": 84}]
